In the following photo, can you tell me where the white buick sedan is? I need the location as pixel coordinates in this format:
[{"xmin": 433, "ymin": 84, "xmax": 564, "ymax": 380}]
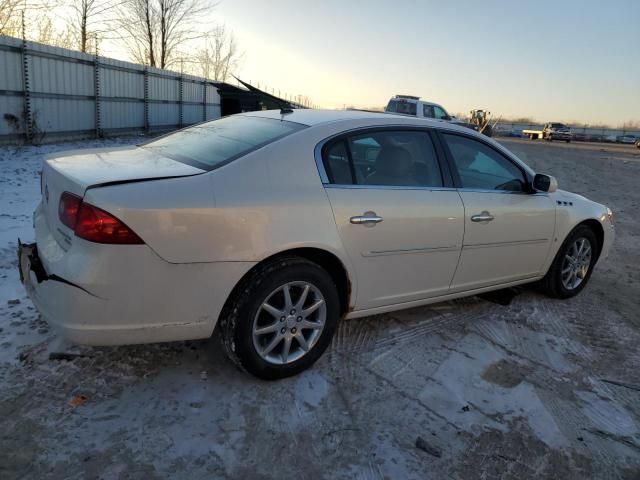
[{"xmin": 20, "ymin": 110, "xmax": 614, "ymax": 379}]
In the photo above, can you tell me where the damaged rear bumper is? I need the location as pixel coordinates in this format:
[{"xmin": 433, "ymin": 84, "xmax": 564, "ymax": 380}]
[
  {"xmin": 18, "ymin": 239, "xmax": 111, "ymax": 344},
  {"xmin": 19, "ymin": 207, "xmax": 254, "ymax": 346},
  {"xmin": 19, "ymin": 241, "xmax": 94, "ymax": 295}
]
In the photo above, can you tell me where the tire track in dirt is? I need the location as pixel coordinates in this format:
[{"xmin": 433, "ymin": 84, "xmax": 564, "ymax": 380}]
[{"xmin": 465, "ymin": 292, "xmax": 640, "ymax": 476}]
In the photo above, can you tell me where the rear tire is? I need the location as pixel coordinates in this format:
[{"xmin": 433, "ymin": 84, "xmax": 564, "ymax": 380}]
[
  {"xmin": 539, "ymin": 225, "xmax": 598, "ymax": 299},
  {"xmin": 218, "ymin": 257, "xmax": 340, "ymax": 380}
]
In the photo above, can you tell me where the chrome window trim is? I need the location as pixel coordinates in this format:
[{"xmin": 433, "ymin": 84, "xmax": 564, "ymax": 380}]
[
  {"xmin": 323, "ymin": 183, "xmax": 548, "ymax": 196},
  {"xmin": 458, "ymin": 188, "xmax": 548, "ymax": 196},
  {"xmin": 313, "ymin": 124, "xmax": 544, "ymax": 196},
  {"xmin": 313, "ymin": 124, "xmax": 447, "ymax": 188},
  {"xmin": 324, "ymin": 184, "xmax": 455, "ymax": 192}
]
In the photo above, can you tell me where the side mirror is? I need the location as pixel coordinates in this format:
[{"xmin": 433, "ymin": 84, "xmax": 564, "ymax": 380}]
[{"xmin": 533, "ymin": 173, "xmax": 558, "ymax": 193}]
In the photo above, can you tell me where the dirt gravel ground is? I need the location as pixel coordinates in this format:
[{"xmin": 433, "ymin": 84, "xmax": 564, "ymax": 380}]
[{"xmin": 0, "ymin": 137, "xmax": 639, "ymax": 479}]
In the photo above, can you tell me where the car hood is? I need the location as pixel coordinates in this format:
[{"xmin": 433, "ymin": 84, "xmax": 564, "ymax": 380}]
[{"xmin": 45, "ymin": 145, "xmax": 205, "ymax": 191}]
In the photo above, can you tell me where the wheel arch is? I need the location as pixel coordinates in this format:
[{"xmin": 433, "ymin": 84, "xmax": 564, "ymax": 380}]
[
  {"xmin": 576, "ymin": 218, "xmax": 605, "ymax": 260},
  {"xmin": 220, "ymin": 247, "xmax": 354, "ymax": 322}
]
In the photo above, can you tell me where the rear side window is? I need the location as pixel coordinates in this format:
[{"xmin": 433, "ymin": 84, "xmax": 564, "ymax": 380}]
[
  {"xmin": 443, "ymin": 133, "xmax": 526, "ymax": 192},
  {"xmin": 142, "ymin": 115, "xmax": 306, "ymax": 170},
  {"xmin": 324, "ymin": 141, "xmax": 354, "ymax": 184},
  {"xmin": 323, "ymin": 130, "xmax": 443, "ymax": 187},
  {"xmin": 386, "ymin": 100, "xmax": 417, "ymax": 116},
  {"xmin": 395, "ymin": 101, "xmax": 417, "ymax": 116}
]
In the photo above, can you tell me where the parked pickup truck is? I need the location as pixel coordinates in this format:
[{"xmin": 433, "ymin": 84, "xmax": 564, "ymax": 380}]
[
  {"xmin": 523, "ymin": 123, "xmax": 572, "ymax": 142},
  {"xmin": 385, "ymin": 95, "xmax": 475, "ymax": 130}
]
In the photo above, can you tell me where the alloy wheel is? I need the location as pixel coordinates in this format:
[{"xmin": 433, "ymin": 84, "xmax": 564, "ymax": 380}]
[
  {"xmin": 252, "ymin": 281, "xmax": 326, "ymax": 365},
  {"xmin": 561, "ymin": 237, "xmax": 592, "ymax": 290}
]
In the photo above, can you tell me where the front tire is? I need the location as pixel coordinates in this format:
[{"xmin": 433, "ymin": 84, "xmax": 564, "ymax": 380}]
[
  {"xmin": 540, "ymin": 226, "xmax": 598, "ymax": 299},
  {"xmin": 219, "ymin": 257, "xmax": 340, "ymax": 380}
]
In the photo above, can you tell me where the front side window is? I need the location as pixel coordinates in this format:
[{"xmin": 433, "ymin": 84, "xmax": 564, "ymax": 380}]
[
  {"xmin": 323, "ymin": 130, "xmax": 443, "ymax": 187},
  {"xmin": 142, "ymin": 115, "xmax": 305, "ymax": 170},
  {"xmin": 423, "ymin": 105, "xmax": 435, "ymax": 118},
  {"xmin": 433, "ymin": 106, "xmax": 449, "ymax": 120},
  {"xmin": 443, "ymin": 133, "xmax": 527, "ymax": 192}
]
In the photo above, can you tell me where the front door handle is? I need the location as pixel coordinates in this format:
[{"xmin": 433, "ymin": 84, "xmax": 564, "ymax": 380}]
[
  {"xmin": 350, "ymin": 211, "xmax": 383, "ymax": 225},
  {"xmin": 471, "ymin": 211, "xmax": 494, "ymax": 222}
]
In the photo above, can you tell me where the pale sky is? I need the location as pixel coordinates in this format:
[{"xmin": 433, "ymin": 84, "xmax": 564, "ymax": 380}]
[
  {"xmin": 81, "ymin": 0, "xmax": 640, "ymax": 125},
  {"xmin": 210, "ymin": 0, "xmax": 639, "ymax": 125}
]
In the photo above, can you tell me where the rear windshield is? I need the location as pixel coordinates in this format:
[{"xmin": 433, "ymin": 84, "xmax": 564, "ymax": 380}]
[
  {"xmin": 142, "ymin": 115, "xmax": 306, "ymax": 170},
  {"xmin": 386, "ymin": 100, "xmax": 417, "ymax": 116}
]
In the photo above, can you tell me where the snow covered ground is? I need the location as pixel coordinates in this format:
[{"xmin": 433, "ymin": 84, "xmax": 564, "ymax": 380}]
[{"xmin": 1, "ymin": 137, "xmax": 639, "ymax": 479}]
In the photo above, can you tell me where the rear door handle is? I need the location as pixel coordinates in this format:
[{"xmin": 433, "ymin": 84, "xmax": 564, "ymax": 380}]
[
  {"xmin": 471, "ymin": 211, "xmax": 494, "ymax": 222},
  {"xmin": 350, "ymin": 212, "xmax": 383, "ymax": 225}
]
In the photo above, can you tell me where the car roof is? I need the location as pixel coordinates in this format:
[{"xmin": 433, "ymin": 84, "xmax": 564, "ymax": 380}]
[
  {"xmin": 240, "ymin": 109, "xmax": 447, "ymax": 128},
  {"xmin": 239, "ymin": 109, "xmax": 535, "ymax": 177},
  {"xmin": 390, "ymin": 96, "xmax": 442, "ymax": 107}
]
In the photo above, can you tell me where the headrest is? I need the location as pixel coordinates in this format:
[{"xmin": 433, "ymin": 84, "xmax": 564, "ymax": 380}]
[{"xmin": 375, "ymin": 146, "xmax": 412, "ymax": 177}]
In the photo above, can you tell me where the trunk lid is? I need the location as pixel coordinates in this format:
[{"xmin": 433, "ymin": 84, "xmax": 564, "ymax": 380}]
[{"xmin": 41, "ymin": 146, "xmax": 205, "ymax": 249}]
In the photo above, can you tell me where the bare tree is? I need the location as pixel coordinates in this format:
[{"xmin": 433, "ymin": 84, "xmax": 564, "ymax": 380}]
[
  {"xmin": 0, "ymin": 0, "xmax": 23, "ymax": 36},
  {"xmin": 35, "ymin": 15, "xmax": 74, "ymax": 48},
  {"xmin": 118, "ymin": 0, "xmax": 211, "ymax": 69},
  {"xmin": 115, "ymin": 0, "xmax": 156, "ymax": 65},
  {"xmin": 65, "ymin": 0, "xmax": 120, "ymax": 53},
  {"xmin": 194, "ymin": 24, "xmax": 241, "ymax": 81}
]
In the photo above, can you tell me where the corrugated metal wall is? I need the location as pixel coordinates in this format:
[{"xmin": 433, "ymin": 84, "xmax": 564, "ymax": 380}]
[{"xmin": 0, "ymin": 35, "xmax": 221, "ymax": 143}]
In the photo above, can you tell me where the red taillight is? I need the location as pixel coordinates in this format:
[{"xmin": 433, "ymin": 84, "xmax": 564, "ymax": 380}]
[
  {"xmin": 59, "ymin": 192, "xmax": 82, "ymax": 229},
  {"xmin": 58, "ymin": 191, "xmax": 144, "ymax": 244}
]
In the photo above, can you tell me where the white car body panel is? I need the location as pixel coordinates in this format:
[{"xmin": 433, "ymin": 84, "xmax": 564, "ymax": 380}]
[
  {"xmin": 22, "ymin": 110, "xmax": 614, "ymax": 345},
  {"xmin": 326, "ymin": 187, "xmax": 464, "ymax": 309},
  {"xmin": 451, "ymin": 191, "xmax": 556, "ymax": 291},
  {"xmin": 45, "ymin": 146, "xmax": 204, "ymax": 189},
  {"xmin": 29, "ymin": 202, "xmax": 253, "ymax": 344}
]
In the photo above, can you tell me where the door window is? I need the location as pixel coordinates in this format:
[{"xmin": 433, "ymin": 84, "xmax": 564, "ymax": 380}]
[
  {"xmin": 433, "ymin": 106, "xmax": 449, "ymax": 120},
  {"xmin": 423, "ymin": 105, "xmax": 435, "ymax": 118},
  {"xmin": 443, "ymin": 133, "xmax": 527, "ymax": 192},
  {"xmin": 323, "ymin": 130, "xmax": 443, "ymax": 187},
  {"xmin": 324, "ymin": 141, "xmax": 354, "ymax": 184},
  {"xmin": 394, "ymin": 101, "xmax": 417, "ymax": 116}
]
